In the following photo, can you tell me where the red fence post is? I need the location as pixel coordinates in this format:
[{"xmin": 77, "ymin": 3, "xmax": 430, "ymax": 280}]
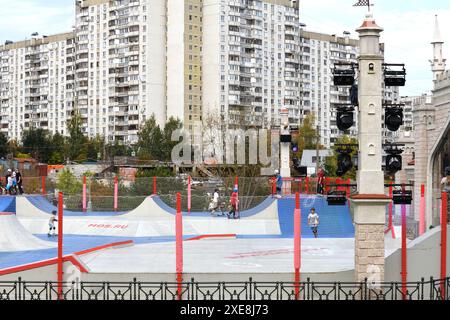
[
  {"xmin": 187, "ymin": 176, "xmax": 191, "ymax": 214},
  {"xmin": 294, "ymin": 192, "xmax": 301, "ymax": 300},
  {"xmin": 386, "ymin": 185, "xmax": 395, "ymax": 239},
  {"xmin": 441, "ymin": 192, "xmax": 448, "ymax": 299},
  {"xmin": 234, "ymin": 176, "xmax": 239, "ymax": 216},
  {"xmin": 82, "ymin": 176, "xmax": 87, "ymax": 212},
  {"xmin": 176, "ymin": 192, "xmax": 183, "ymax": 300},
  {"xmin": 57, "ymin": 192, "xmax": 64, "ymax": 300},
  {"xmin": 401, "ymin": 203, "xmax": 407, "ymax": 300},
  {"xmin": 419, "ymin": 185, "xmax": 426, "ymax": 236},
  {"xmin": 114, "ymin": 176, "xmax": 118, "ymax": 211},
  {"xmin": 153, "ymin": 176, "xmax": 157, "ymax": 196},
  {"xmin": 42, "ymin": 176, "xmax": 46, "ymax": 196}
]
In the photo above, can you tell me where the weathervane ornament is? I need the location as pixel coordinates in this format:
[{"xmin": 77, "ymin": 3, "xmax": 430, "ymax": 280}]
[{"xmin": 353, "ymin": 0, "xmax": 374, "ymax": 12}]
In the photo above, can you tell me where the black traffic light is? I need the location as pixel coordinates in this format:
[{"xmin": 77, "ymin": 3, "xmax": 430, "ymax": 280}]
[
  {"xmin": 337, "ymin": 106, "xmax": 355, "ymax": 131},
  {"xmin": 326, "ymin": 190, "xmax": 347, "ymax": 206},
  {"xmin": 384, "ymin": 64, "xmax": 406, "ymax": 87},
  {"xmin": 337, "ymin": 149, "xmax": 353, "ymax": 177},
  {"xmin": 385, "ymin": 147, "xmax": 403, "ymax": 174},
  {"xmin": 392, "ymin": 189, "xmax": 412, "ymax": 205},
  {"xmin": 385, "ymin": 106, "xmax": 404, "ymax": 132},
  {"xmin": 333, "ymin": 63, "xmax": 356, "ymax": 86}
]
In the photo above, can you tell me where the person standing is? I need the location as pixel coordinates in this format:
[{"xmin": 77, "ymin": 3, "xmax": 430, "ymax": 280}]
[
  {"xmin": 5, "ymin": 170, "xmax": 13, "ymax": 195},
  {"xmin": 228, "ymin": 188, "xmax": 239, "ymax": 219},
  {"xmin": 317, "ymin": 168, "xmax": 325, "ymax": 195},
  {"xmin": 308, "ymin": 208, "xmax": 320, "ymax": 238},
  {"xmin": 209, "ymin": 188, "xmax": 220, "ymax": 216},
  {"xmin": 48, "ymin": 210, "xmax": 58, "ymax": 237},
  {"xmin": 15, "ymin": 169, "xmax": 24, "ymax": 195},
  {"xmin": 275, "ymin": 170, "xmax": 283, "ymax": 197}
]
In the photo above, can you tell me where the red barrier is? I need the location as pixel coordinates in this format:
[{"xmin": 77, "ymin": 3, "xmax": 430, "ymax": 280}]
[
  {"xmin": 113, "ymin": 176, "xmax": 118, "ymax": 211},
  {"xmin": 41, "ymin": 176, "xmax": 46, "ymax": 196},
  {"xmin": 187, "ymin": 176, "xmax": 191, "ymax": 214},
  {"xmin": 441, "ymin": 192, "xmax": 448, "ymax": 299},
  {"xmin": 176, "ymin": 193, "xmax": 183, "ymax": 300},
  {"xmin": 57, "ymin": 192, "xmax": 64, "ymax": 300},
  {"xmin": 419, "ymin": 185, "xmax": 426, "ymax": 236},
  {"xmin": 153, "ymin": 176, "xmax": 157, "ymax": 195},
  {"xmin": 294, "ymin": 192, "xmax": 301, "ymax": 300},
  {"xmin": 305, "ymin": 177, "xmax": 309, "ymax": 195},
  {"xmin": 401, "ymin": 203, "xmax": 407, "ymax": 300},
  {"xmin": 82, "ymin": 176, "xmax": 87, "ymax": 212}
]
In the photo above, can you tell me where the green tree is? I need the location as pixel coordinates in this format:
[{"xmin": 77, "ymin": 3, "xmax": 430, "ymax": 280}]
[
  {"xmin": 324, "ymin": 135, "xmax": 358, "ymax": 179},
  {"xmin": 161, "ymin": 117, "xmax": 183, "ymax": 161},
  {"xmin": 137, "ymin": 115, "xmax": 164, "ymax": 160},
  {"xmin": 48, "ymin": 132, "xmax": 66, "ymax": 164},
  {"xmin": 294, "ymin": 114, "xmax": 322, "ymax": 159},
  {"xmin": 56, "ymin": 169, "xmax": 82, "ymax": 195},
  {"xmin": 85, "ymin": 135, "xmax": 105, "ymax": 161},
  {"xmin": 21, "ymin": 128, "xmax": 52, "ymax": 162},
  {"xmin": 67, "ymin": 111, "xmax": 88, "ymax": 161},
  {"xmin": 0, "ymin": 132, "xmax": 8, "ymax": 158}
]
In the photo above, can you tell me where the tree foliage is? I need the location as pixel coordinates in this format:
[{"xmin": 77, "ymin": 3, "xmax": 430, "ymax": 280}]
[
  {"xmin": 294, "ymin": 113, "xmax": 323, "ymax": 160},
  {"xmin": 324, "ymin": 135, "xmax": 358, "ymax": 179}
]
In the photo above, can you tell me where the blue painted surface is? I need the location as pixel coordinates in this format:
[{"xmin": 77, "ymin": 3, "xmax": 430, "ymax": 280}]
[
  {"xmin": 277, "ymin": 195, "xmax": 354, "ymax": 238},
  {"xmin": 0, "ymin": 196, "xmax": 16, "ymax": 212},
  {"xmin": 0, "ymin": 234, "xmax": 189, "ymax": 270},
  {"xmin": 153, "ymin": 195, "xmax": 275, "ymax": 218}
]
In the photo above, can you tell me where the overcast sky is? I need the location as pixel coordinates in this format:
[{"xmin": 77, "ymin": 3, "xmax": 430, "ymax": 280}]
[{"xmin": 0, "ymin": 0, "xmax": 449, "ymax": 97}]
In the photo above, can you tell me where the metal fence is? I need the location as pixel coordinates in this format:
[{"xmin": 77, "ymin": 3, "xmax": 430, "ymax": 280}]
[{"xmin": 1, "ymin": 277, "xmax": 449, "ymax": 300}]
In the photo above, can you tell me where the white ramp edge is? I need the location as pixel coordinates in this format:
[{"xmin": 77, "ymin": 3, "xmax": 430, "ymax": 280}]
[{"xmin": 0, "ymin": 213, "xmax": 56, "ymax": 252}]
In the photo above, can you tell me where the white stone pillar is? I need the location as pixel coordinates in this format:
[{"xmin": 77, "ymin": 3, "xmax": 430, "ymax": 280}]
[
  {"xmin": 280, "ymin": 109, "xmax": 291, "ymax": 194},
  {"xmin": 351, "ymin": 15, "xmax": 391, "ymax": 284}
]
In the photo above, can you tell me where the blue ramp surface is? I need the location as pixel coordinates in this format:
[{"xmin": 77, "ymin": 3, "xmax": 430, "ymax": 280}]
[
  {"xmin": 278, "ymin": 196, "xmax": 354, "ymax": 238},
  {"xmin": 0, "ymin": 196, "xmax": 15, "ymax": 212}
]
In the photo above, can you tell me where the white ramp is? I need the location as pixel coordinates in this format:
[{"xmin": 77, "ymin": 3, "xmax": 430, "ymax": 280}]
[
  {"xmin": 0, "ymin": 213, "xmax": 56, "ymax": 252},
  {"xmin": 16, "ymin": 196, "xmax": 281, "ymax": 237}
]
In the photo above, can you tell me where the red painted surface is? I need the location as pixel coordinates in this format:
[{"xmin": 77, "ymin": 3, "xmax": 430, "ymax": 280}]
[
  {"xmin": 176, "ymin": 192, "xmax": 183, "ymax": 300},
  {"xmin": 186, "ymin": 234, "xmax": 236, "ymax": 241},
  {"xmin": 57, "ymin": 192, "xmax": 63, "ymax": 299},
  {"xmin": 153, "ymin": 176, "xmax": 157, "ymax": 195},
  {"xmin": 0, "ymin": 212, "xmax": 14, "ymax": 216},
  {"xmin": 441, "ymin": 193, "xmax": 447, "ymax": 299}
]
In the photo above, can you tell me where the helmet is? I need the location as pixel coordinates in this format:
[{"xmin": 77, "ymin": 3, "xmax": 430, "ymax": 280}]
[
  {"xmin": 233, "ymin": 188, "xmax": 238, "ymax": 192},
  {"xmin": 7, "ymin": 169, "xmax": 11, "ymax": 172}
]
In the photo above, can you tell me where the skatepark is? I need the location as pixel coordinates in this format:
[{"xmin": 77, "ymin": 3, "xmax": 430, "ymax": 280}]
[{"xmin": 1, "ymin": 191, "xmax": 447, "ymax": 286}]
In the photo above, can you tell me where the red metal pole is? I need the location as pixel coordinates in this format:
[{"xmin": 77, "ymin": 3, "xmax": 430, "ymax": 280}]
[
  {"xmin": 113, "ymin": 176, "xmax": 118, "ymax": 211},
  {"xmin": 401, "ymin": 202, "xmax": 407, "ymax": 300},
  {"xmin": 234, "ymin": 176, "xmax": 239, "ymax": 217},
  {"xmin": 187, "ymin": 176, "xmax": 191, "ymax": 214},
  {"xmin": 42, "ymin": 176, "xmax": 46, "ymax": 196},
  {"xmin": 57, "ymin": 192, "xmax": 64, "ymax": 300},
  {"xmin": 294, "ymin": 192, "xmax": 301, "ymax": 300},
  {"xmin": 441, "ymin": 192, "xmax": 447, "ymax": 299},
  {"xmin": 153, "ymin": 176, "xmax": 157, "ymax": 195},
  {"xmin": 82, "ymin": 176, "xmax": 87, "ymax": 212},
  {"xmin": 176, "ymin": 192, "xmax": 183, "ymax": 300},
  {"xmin": 419, "ymin": 185, "xmax": 426, "ymax": 236},
  {"xmin": 386, "ymin": 185, "xmax": 395, "ymax": 239}
]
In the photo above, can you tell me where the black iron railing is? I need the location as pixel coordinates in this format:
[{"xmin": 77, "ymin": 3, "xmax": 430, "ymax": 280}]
[{"xmin": 0, "ymin": 277, "xmax": 449, "ymax": 300}]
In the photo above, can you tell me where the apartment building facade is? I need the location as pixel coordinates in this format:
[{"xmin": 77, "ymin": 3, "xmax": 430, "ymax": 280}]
[{"xmin": 202, "ymin": 0, "xmax": 301, "ymax": 129}]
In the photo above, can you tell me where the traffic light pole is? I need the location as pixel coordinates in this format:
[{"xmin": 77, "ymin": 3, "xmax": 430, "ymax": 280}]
[{"xmin": 350, "ymin": 14, "xmax": 391, "ymax": 286}]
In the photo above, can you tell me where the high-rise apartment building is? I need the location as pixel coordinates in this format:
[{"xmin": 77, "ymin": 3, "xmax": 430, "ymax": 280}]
[
  {"xmin": 0, "ymin": 33, "xmax": 75, "ymax": 141},
  {"xmin": 202, "ymin": 0, "xmax": 301, "ymax": 129}
]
